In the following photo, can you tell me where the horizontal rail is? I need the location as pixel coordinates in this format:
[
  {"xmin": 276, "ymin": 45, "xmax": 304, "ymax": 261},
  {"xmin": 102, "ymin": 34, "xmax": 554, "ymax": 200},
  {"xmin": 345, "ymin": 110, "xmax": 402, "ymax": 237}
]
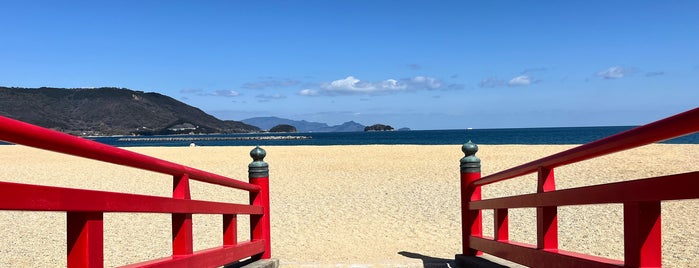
[
  {"xmin": 0, "ymin": 181, "xmax": 263, "ymax": 214},
  {"xmin": 120, "ymin": 240, "xmax": 265, "ymax": 268},
  {"xmin": 470, "ymin": 171, "xmax": 699, "ymax": 210},
  {"xmin": 0, "ymin": 115, "xmax": 259, "ymax": 192},
  {"xmin": 470, "ymin": 236, "xmax": 623, "ymax": 268},
  {"xmin": 474, "ymin": 107, "xmax": 699, "ymax": 186}
]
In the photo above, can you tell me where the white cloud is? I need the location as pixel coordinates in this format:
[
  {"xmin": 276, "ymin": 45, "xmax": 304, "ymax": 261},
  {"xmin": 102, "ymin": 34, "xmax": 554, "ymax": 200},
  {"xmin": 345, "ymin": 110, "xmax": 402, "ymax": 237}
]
[
  {"xmin": 380, "ymin": 79, "xmax": 407, "ymax": 90},
  {"xmin": 256, "ymin": 93, "xmax": 286, "ymax": 100},
  {"xmin": 256, "ymin": 93, "xmax": 286, "ymax": 102},
  {"xmin": 299, "ymin": 89, "xmax": 319, "ymax": 96},
  {"xmin": 597, "ymin": 66, "xmax": 626, "ymax": 79},
  {"xmin": 182, "ymin": 88, "xmax": 240, "ymax": 97},
  {"xmin": 508, "ymin": 75, "xmax": 531, "ymax": 86},
  {"xmin": 479, "ymin": 78, "xmax": 505, "ymax": 88},
  {"xmin": 213, "ymin": 90, "xmax": 240, "ymax": 97},
  {"xmin": 301, "ymin": 75, "xmax": 453, "ymax": 96},
  {"xmin": 411, "ymin": 76, "xmax": 441, "ymax": 89},
  {"xmin": 324, "ymin": 76, "xmax": 377, "ymax": 93}
]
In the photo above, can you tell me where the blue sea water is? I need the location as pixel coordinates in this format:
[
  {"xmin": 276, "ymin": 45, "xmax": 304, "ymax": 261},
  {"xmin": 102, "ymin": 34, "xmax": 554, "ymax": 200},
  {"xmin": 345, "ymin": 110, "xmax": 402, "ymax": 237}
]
[{"xmin": 83, "ymin": 126, "xmax": 699, "ymax": 147}]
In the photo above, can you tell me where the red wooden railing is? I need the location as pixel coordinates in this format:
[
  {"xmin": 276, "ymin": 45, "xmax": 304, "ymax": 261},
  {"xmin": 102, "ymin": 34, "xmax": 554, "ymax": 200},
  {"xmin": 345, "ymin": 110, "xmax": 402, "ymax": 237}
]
[
  {"xmin": 0, "ymin": 115, "xmax": 271, "ymax": 268},
  {"xmin": 459, "ymin": 107, "xmax": 699, "ymax": 268}
]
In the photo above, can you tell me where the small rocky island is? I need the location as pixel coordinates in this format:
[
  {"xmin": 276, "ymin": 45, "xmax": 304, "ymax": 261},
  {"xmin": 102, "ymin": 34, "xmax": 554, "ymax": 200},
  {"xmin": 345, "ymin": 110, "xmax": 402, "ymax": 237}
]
[
  {"xmin": 364, "ymin": 124, "xmax": 394, "ymax": 132},
  {"xmin": 269, "ymin": 124, "xmax": 298, "ymax": 133}
]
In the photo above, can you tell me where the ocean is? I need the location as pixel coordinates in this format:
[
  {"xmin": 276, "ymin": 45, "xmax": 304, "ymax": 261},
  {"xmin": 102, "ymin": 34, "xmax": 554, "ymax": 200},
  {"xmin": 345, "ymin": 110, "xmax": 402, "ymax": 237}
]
[{"xmin": 80, "ymin": 126, "xmax": 699, "ymax": 147}]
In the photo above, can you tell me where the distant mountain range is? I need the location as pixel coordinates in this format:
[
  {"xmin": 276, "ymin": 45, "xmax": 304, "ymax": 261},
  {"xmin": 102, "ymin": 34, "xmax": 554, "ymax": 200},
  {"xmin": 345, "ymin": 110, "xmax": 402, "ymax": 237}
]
[
  {"xmin": 0, "ymin": 86, "xmax": 401, "ymax": 136},
  {"xmin": 0, "ymin": 87, "xmax": 259, "ymax": 135},
  {"xmin": 242, "ymin": 117, "xmax": 366, "ymax": 132}
]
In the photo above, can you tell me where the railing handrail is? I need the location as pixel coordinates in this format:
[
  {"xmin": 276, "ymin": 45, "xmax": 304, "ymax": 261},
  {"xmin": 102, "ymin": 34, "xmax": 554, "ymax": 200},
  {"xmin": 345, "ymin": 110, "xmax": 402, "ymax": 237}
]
[
  {"xmin": 0, "ymin": 115, "xmax": 260, "ymax": 192},
  {"xmin": 474, "ymin": 107, "xmax": 699, "ymax": 186}
]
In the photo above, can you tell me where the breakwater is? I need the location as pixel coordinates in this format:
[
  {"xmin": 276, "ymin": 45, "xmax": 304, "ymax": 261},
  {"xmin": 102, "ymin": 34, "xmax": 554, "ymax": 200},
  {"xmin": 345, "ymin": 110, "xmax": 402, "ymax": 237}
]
[{"xmin": 117, "ymin": 135, "xmax": 311, "ymax": 142}]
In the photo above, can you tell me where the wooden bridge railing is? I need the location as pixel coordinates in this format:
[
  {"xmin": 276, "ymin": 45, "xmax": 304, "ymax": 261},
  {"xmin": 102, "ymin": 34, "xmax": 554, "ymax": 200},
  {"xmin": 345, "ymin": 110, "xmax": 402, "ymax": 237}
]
[
  {"xmin": 458, "ymin": 107, "xmax": 699, "ymax": 268},
  {"xmin": 0, "ymin": 115, "xmax": 271, "ymax": 268}
]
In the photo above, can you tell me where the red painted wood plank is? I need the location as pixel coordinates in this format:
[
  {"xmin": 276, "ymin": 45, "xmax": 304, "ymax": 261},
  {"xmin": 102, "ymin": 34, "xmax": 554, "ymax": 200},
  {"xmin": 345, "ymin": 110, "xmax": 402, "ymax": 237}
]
[
  {"xmin": 473, "ymin": 107, "xmax": 699, "ymax": 186},
  {"xmin": 470, "ymin": 171, "xmax": 699, "ymax": 210},
  {"xmin": 0, "ymin": 115, "xmax": 259, "ymax": 192},
  {"xmin": 0, "ymin": 181, "xmax": 263, "ymax": 215},
  {"xmin": 67, "ymin": 212, "xmax": 104, "ymax": 268},
  {"xmin": 119, "ymin": 240, "xmax": 265, "ymax": 268},
  {"xmin": 470, "ymin": 236, "xmax": 624, "ymax": 268}
]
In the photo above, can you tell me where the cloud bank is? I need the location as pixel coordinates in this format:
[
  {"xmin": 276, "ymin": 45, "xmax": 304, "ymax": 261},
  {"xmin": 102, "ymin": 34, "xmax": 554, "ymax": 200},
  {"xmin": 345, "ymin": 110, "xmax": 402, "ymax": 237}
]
[{"xmin": 300, "ymin": 76, "xmax": 452, "ymax": 96}]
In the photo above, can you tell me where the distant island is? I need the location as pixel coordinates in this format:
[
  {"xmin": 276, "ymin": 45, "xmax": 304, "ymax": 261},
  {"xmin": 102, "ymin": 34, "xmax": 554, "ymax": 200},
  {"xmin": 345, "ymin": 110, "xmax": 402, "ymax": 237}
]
[
  {"xmin": 364, "ymin": 124, "xmax": 394, "ymax": 132},
  {"xmin": 268, "ymin": 124, "xmax": 297, "ymax": 133}
]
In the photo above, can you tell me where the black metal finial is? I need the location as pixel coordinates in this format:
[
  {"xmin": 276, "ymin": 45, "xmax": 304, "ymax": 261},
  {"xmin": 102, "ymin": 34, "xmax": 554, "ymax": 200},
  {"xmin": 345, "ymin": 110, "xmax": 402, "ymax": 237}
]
[
  {"xmin": 249, "ymin": 146, "xmax": 269, "ymax": 178},
  {"xmin": 460, "ymin": 140, "xmax": 481, "ymax": 173}
]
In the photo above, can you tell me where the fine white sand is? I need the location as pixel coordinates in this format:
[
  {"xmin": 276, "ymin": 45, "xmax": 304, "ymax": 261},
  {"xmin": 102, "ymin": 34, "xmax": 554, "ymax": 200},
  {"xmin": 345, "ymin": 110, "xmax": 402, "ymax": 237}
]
[{"xmin": 0, "ymin": 144, "xmax": 697, "ymax": 267}]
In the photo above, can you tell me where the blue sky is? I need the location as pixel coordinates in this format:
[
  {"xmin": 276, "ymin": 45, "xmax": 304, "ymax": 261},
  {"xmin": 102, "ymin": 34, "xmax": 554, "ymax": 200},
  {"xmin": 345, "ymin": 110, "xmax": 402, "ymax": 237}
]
[{"xmin": 1, "ymin": 1, "xmax": 697, "ymax": 130}]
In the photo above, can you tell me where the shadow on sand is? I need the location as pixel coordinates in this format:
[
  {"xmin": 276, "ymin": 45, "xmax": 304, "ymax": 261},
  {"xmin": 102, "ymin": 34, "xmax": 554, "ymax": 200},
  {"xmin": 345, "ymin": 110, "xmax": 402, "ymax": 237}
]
[
  {"xmin": 398, "ymin": 251, "xmax": 456, "ymax": 267},
  {"xmin": 399, "ymin": 251, "xmax": 512, "ymax": 268}
]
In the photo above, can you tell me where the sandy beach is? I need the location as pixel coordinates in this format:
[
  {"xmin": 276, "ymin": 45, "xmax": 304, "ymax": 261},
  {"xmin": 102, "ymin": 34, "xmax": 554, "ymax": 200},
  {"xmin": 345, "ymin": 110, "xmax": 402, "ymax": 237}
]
[{"xmin": 0, "ymin": 144, "xmax": 697, "ymax": 267}]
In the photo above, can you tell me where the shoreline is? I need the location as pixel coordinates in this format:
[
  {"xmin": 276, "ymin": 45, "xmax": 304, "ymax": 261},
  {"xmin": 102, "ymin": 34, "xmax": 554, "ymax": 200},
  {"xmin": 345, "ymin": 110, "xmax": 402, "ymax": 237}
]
[{"xmin": 0, "ymin": 144, "xmax": 697, "ymax": 267}]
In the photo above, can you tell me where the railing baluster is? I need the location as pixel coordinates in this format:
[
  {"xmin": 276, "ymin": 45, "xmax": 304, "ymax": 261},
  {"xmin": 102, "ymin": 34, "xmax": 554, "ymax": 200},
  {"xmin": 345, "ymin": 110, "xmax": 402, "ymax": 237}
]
[
  {"xmin": 172, "ymin": 174, "xmax": 193, "ymax": 255},
  {"xmin": 67, "ymin": 212, "xmax": 104, "ymax": 268},
  {"xmin": 494, "ymin": 208, "xmax": 509, "ymax": 242},
  {"xmin": 223, "ymin": 214, "xmax": 238, "ymax": 246},
  {"xmin": 537, "ymin": 167, "xmax": 558, "ymax": 250},
  {"xmin": 624, "ymin": 201, "xmax": 662, "ymax": 267}
]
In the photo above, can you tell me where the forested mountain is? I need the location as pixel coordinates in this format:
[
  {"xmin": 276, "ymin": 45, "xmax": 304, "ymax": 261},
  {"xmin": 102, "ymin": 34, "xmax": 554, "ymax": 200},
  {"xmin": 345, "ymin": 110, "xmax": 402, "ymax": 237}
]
[{"xmin": 0, "ymin": 87, "xmax": 260, "ymax": 135}]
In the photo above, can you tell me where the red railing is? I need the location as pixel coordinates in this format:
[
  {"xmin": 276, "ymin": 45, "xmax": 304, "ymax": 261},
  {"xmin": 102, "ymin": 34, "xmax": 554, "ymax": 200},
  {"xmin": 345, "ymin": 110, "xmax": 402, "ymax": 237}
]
[
  {"xmin": 458, "ymin": 107, "xmax": 699, "ymax": 268},
  {"xmin": 0, "ymin": 115, "xmax": 271, "ymax": 268}
]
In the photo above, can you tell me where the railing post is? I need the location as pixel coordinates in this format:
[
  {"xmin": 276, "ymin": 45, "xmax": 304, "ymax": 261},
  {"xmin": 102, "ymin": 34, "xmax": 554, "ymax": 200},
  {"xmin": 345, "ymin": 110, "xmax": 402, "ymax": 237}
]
[
  {"xmin": 67, "ymin": 212, "xmax": 104, "ymax": 268},
  {"xmin": 460, "ymin": 141, "xmax": 482, "ymax": 256},
  {"xmin": 249, "ymin": 146, "xmax": 271, "ymax": 259}
]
